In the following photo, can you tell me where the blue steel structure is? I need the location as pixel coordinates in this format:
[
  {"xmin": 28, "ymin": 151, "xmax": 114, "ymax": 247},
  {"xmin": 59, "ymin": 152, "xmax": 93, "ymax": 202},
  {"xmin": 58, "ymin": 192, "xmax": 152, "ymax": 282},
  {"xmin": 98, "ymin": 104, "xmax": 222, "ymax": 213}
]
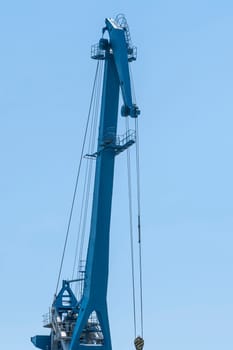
[{"xmin": 31, "ymin": 15, "xmax": 139, "ymax": 350}]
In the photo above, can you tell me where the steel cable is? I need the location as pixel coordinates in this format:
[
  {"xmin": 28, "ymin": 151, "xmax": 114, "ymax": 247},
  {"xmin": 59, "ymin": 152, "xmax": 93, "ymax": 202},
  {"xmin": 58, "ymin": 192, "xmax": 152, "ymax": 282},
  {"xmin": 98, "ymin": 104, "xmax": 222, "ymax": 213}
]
[
  {"xmin": 71, "ymin": 60, "xmax": 103, "ymax": 284},
  {"xmin": 55, "ymin": 61, "xmax": 101, "ymax": 295},
  {"xmin": 130, "ymin": 64, "xmax": 144, "ymax": 338},
  {"xmin": 126, "ymin": 117, "xmax": 137, "ymax": 338},
  {"xmin": 135, "ymin": 117, "xmax": 144, "ymax": 338}
]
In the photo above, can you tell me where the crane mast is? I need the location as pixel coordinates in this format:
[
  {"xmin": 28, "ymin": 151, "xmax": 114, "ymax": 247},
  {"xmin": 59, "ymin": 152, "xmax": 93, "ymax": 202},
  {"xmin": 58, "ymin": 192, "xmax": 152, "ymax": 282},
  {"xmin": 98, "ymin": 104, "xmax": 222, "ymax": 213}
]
[{"xmin": 31, "ymin": 15, "xmax": 140, "ymax": 350}]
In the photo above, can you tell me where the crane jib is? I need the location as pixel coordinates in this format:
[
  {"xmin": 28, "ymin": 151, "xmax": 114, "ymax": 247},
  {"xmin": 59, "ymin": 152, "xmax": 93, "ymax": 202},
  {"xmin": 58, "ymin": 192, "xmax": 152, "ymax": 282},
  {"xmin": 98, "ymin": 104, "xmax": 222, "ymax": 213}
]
[{"xmin": 31, "ymin": 15, "xmax": 142, "ymax": 350}]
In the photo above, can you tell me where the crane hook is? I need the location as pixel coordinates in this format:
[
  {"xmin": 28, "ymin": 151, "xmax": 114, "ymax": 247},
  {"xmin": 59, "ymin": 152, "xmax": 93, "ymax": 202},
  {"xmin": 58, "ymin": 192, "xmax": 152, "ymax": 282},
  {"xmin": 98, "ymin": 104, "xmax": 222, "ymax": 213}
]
[{"xmin": 134, "ymin": 336, "xmax": 144, "ymax": 350}]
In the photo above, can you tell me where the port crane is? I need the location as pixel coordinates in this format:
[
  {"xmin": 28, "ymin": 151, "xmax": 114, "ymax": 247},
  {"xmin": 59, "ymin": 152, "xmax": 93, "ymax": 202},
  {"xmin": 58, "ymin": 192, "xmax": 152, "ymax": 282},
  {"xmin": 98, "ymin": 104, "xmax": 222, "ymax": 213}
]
[{"xmin": 31, "ymin": 15, "xmax": 143, "ymax": 350}]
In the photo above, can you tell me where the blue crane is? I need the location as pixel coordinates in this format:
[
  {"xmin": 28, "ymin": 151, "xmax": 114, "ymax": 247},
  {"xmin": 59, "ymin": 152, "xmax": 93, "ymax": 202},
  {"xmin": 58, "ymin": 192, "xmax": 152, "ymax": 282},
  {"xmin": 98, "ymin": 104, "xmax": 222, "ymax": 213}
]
[{"xmin": 31, "ymin": 15, "xmax": 143, "ymax": 350}]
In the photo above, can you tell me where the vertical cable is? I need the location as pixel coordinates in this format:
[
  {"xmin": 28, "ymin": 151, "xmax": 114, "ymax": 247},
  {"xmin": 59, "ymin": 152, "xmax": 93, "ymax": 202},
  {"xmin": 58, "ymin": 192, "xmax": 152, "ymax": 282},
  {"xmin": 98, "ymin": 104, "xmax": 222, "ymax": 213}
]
[
  {"xmin": 126, "ymin": 117, "xmax": 137, "ymax": 338},
  {"xmin": 135, "ymin": 117, "xmax": 144, "ymax": 337},
  {"xmin": 130, "ymin": 62, "xmax": 144, "ymax": 338}
]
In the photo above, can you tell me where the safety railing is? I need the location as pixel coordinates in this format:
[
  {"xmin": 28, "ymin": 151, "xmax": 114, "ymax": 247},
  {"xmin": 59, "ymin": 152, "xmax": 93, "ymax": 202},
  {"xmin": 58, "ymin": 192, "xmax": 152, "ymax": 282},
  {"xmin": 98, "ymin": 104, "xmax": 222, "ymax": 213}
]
[{"xmin": 91, "ymin": 43, "xmax": 105, "ymax": 60}]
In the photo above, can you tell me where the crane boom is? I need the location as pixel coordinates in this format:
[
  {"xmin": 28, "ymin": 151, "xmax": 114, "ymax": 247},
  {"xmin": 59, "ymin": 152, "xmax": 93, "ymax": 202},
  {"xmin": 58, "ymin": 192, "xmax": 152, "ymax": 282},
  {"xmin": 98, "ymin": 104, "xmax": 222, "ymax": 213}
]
[{"xmin": 31, "ymin": 15, "xmax": 140, "ymax": 350}]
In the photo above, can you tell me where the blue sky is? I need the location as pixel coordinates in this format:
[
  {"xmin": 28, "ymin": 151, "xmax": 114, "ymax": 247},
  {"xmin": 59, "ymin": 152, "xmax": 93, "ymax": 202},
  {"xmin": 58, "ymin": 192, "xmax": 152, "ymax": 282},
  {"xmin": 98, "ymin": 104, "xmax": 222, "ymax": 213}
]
[{"xmin": 1, "ymin": 1, "xmax": 233, "ymax": 349}]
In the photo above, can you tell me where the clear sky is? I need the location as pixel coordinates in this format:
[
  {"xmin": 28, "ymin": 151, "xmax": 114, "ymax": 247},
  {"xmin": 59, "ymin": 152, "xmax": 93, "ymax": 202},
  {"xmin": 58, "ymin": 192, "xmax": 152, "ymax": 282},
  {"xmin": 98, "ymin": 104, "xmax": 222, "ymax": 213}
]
[{"xmin": 1, "ymin": 1, "xmax": 233, "ymax": 349}]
